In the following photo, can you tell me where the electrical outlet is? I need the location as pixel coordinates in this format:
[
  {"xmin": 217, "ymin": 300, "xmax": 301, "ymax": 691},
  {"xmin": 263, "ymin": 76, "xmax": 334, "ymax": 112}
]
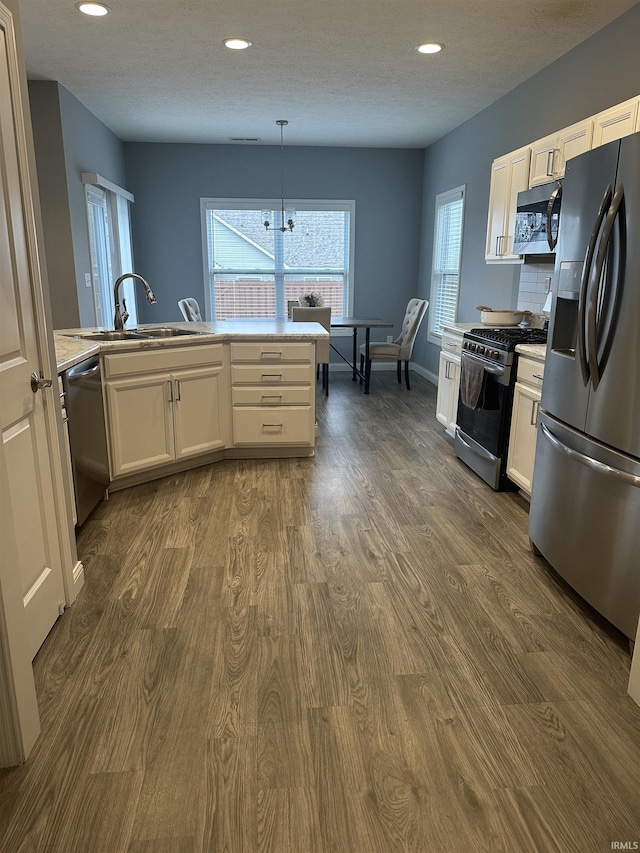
[
  {"xmin": 544, "ymin": 276, "xmax": 552, "ymax": 292},
  {"xmin": 386, "ymin": 335, "xmax": 393, "ymax": 343},
  {"xmin": 85, "ymin": 273, "xmax": 92, "ymax": 288}
]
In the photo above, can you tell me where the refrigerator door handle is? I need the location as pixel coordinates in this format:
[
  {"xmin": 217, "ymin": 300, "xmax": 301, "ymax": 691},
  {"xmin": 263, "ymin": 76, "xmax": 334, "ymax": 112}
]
[
  {"xmin": 587, "ymin": 183, "xmax": 626, "ymax": 390},
  {"xmin": 540, "ymin": 423, "xmax": 640, "ymax": 488},
  {"xmin": 577, "ymin": 184, "xmax": 612, "ymax": 386}
]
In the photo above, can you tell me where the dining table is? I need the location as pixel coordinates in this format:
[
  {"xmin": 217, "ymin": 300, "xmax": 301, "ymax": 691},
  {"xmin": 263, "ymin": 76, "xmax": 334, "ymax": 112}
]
[{"xmin": 330, "ymin": 316, "xmax": 394, "ymax": 394}]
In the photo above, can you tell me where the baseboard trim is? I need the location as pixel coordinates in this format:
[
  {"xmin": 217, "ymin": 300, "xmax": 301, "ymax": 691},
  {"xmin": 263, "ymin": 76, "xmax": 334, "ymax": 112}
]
[{"xmin": 329, "ymin": 361, "xmax": 438, "ymax": 386}]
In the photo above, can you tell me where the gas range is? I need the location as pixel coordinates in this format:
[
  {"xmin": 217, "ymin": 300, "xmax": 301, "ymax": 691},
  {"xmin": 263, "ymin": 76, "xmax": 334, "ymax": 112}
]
[{"xmin": 462, "ymin": 327, "xmax": 548, "ymax": 366}]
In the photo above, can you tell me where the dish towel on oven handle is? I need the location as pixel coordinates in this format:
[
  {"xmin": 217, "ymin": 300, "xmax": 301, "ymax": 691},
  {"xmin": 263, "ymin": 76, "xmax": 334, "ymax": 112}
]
[{"xmin": 460, "ymin": 357, "xmax": 486, "ymax": 410}]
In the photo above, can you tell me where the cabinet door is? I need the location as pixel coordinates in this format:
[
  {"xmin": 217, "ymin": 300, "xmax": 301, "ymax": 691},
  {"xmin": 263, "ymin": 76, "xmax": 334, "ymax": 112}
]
[
  {"xmin": 486, "ymin": 147, "xmax": 529, "ymax": 261},
  {"xmin": 592, "ymin": 97, "xmax": 639, "ymax": 147},
  {"xmin": 485, "ymin": 157, "xmax": 510, "ymax": 259},
  {"xmin": 105, "ymin": 375, "xmax": 174, "ymax": 477},
  {"xmin": 555, "ymin": 120, "xmax": 593, "ymax": 178},
  {"xmin": 436, "ymin": 352, "xmax": 460, "ymax": 435},
  {"xmin": 507, "ymin": 381, "xmax": 541, "ymax": 494},
  {"xmin": 529, "ymin": 133, "xmax": 558, "ymax": 187},
  {"xmin": 502, "ymin": 149, "xmax": 530, "ymax": 259},
  {"xmin": 173, "ymin": 366, "xmax": 226, "ymax": 459}
]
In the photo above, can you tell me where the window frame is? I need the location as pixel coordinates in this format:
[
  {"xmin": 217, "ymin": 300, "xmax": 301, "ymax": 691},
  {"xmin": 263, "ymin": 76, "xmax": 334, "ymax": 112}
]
[
  {"xmin": 200, "ymin": 198, "xmax": 355, "ymax": 326},
  {"xmin": 427, "ymin": 185, "xmax": 466, "ymax": 345}
]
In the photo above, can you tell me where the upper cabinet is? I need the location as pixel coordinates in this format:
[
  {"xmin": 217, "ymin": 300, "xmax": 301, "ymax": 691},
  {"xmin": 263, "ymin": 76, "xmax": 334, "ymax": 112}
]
[
  {"xmin": 528, "ymin": 119, "xmax": 593, "ymax": 187},
  {"xmin": 592, "ymin": 96, "xmax": 639, "ymax": 147},
  {"xmin": 485, "ymin": 146, "xmax": 530, "ymax": 262},
  {"xmin": 486, "ymin": 95, "xmax": 639, "ymax": 263}
]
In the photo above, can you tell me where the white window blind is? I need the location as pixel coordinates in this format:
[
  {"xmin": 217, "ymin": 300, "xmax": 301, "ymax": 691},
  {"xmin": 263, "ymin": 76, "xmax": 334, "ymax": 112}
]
[
  {"xmin": 428, "ymin": 186, "xmax": 465, "ymax": 343},
  {"xmin": 201, "ymin": 199, "xmax": 354, "ymax": 321}
]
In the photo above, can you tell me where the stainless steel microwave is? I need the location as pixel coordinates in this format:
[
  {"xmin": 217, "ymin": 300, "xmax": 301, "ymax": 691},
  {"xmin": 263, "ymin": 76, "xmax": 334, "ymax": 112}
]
[{"xmin": 513, "ymin": 180, "xmax": 562, "ymax": 255}]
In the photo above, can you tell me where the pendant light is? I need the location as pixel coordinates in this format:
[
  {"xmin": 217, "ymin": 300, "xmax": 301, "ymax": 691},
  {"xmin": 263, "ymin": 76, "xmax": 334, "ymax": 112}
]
[{"xmin": 262, "ymin": 120, "xmax": 295, "ymax": 232}]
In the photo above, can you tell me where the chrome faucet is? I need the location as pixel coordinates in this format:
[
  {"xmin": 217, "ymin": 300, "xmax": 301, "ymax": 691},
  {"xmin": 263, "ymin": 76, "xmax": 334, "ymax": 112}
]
[{"xmin": 113, "ymin": 273, "xmax": 157, "ymax": 330}]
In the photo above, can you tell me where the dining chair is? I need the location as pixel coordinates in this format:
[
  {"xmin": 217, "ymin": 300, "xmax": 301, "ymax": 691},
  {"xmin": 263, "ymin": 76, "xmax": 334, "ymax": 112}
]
[
  {"xmin": 178, "ymin": 297, "xmax": 202, "ymax": 322},
  {"xmin": 359, "ymin": 298, "xmax": 428, "ymax": 390},
  {"xmin": 291, "ymin": 306, "xmax": 331, "ymax": 396}
]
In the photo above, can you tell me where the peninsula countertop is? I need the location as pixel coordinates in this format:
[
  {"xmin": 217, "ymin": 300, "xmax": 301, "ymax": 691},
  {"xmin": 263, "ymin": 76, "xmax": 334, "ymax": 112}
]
[{"xmin": 53, "ymin": 320, "xmax": 329, "ymax": 373}]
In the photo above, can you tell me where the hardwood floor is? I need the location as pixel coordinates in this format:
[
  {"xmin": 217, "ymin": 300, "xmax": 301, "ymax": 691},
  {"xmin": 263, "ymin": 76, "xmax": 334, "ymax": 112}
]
[{"xmin": 1, "ymin": 371, "xmax": 639, "ymax": 852}]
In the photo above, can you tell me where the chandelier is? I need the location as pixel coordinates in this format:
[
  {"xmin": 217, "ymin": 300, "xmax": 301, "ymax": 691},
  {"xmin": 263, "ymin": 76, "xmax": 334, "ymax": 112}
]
[{"xmin": 262, "ymin": 120, "xmax": 295, "ymax": 232}]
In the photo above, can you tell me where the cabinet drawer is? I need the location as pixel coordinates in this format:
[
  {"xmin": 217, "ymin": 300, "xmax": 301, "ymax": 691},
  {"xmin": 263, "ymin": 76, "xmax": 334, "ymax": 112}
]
[
  {"xmin": 230, "ymin": 342, "xmax": 313, "ymax": 363},
  {"xmin": 232, "ymin": 406, "xmax": 314, "ymax": 446},
  {"xmin": 232, "ymin": 386, "xmax": 312, "ymax": 406},
  {"xmin": 441, "ymin": 332, "xmax": 463, "ymax": 356},
  {"xmin": 517, "ymin": 357, "xmax": 545, "ymax": 387},
  {"xmin": 103, "ymin": 344, "xmax": 223, "ymax": 378},
  {"xmin": 231, "ymin": 364, "xmax": 313, "ymax": 385}
]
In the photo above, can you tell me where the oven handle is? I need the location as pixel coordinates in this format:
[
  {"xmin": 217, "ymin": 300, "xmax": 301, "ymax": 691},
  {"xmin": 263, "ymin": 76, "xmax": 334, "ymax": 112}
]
[
  {"xmin": 456, "ymin": 428, "xmax": 496, "ymax": 462},
  {"xmin": 462, "ymin": 351, "xmax": 505, "ymax": 376}
]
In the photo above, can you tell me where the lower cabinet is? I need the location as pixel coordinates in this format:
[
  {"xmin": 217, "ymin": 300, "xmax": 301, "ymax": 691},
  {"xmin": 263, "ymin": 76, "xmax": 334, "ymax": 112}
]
[
  {"xmin": 103, "ymin": 345, "xmax": 227, "ymax": 478},
  {"xmin": 436, "ymin": 330, "xmax": 462, "ymax": 436},
  {"xmin": 230, "ymin": 342, "xmax": 315, "ymax": 448},
  {"xmin": 507, "ymin": 354, "xmax": 544, "ymax": 495}
]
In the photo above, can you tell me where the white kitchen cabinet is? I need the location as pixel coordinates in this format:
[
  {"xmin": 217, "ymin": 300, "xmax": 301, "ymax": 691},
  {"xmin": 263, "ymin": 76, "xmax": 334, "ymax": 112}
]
[
  {"xmin": 507, "ymin": 354, "xmax": 545, "ymax": 495},
  {"xmin": 230, "ymin": 341, "xmax": 315, "ymax": 448},
  {"xmin": 103, "ymin": 345, "xmax": 227, "ymax": 477},
  {"xmin": 592, "ymin": 96, "xmax": 639, "ymax": 147},
  {"xmin": 528, "ymin": 118, "xmax": 593, "ymax": 186},
  {"xmin": 436, "ymin": 330, "xmax": 463, "ymax": 436},
  {"xmin": 485, "ymin": 146, "xmax": 530, "ymax": 262}
]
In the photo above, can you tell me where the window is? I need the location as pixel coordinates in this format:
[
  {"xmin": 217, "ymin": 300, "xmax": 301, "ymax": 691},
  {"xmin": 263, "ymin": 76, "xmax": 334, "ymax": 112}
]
[
  {"xmin": 428, "ymin": 186, "xmax": 465, "ymax": 344},
  {"xmin": 83, "ymin": 174, "xmax": 135, "ymax": 327},
  {"xmin": 201, "ymin": 199, "xmax": 354, "ymax": 321}
]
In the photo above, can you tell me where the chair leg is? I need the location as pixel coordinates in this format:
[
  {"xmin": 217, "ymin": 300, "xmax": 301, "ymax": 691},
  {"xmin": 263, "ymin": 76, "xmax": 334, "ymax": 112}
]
[
  {"xmin": 317, "ymin": 364, "xmax": 320, "ymax": 381},
  {"xmin": 397, "ymin": 361, "xmax": 402, "ymax": 384},
  {"xmin": 405, "ymin": 360, "xmax": 410, "ymax": 390},
  {"xmin": 359, "ymin": 354, "xmax": 364, "ymax": 384},
  {"xmin": 324, "ymin": 363, "xmax": 329, "ymax": 396}
]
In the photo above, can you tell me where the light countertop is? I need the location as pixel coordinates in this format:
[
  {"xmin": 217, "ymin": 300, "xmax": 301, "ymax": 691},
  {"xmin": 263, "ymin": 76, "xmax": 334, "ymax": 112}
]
[
  {"xmin": 516, "ymin": 343, "xmax": 547, "ymax": 360},
  {"xmin": 54, "ymin": 320, "xmax": 328, "ymax": 373}
]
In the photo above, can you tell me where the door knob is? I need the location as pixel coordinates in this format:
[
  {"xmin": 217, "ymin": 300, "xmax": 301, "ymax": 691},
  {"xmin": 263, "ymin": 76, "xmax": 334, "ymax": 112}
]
[{"xmin": 31, "ymin": 372, "xmax": 53, "ymax": 393}]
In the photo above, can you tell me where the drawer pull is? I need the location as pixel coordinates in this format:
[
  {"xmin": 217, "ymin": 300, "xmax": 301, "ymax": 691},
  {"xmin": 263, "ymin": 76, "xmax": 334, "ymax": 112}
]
[
  {"xmin": 261, "ymin": 351, "xmax": 282, "ymax": 358},
  {"xmin": 532, "ymin": 374, "xmax": 544, "ymax": 381},
  {"xmin": 262, "ymin": 423, "xmax": 283, "ymax": 431},
  {"xmin": 262, "ymin": 394, "xmax": 283, "ymax": 401},
  {"xmin": 262, "ymin": 373, "xmax": 282, "ymax": 380}
]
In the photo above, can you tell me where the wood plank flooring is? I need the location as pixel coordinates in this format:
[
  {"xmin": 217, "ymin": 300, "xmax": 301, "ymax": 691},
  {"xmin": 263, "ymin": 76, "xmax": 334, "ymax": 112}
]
[{"xmin": 1, "ymin": 371, "xmax": 639, "ymax": 852}]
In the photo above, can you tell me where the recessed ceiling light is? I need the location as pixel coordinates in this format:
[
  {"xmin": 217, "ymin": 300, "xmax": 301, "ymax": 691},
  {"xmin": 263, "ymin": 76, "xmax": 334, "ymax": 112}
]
[
  {"xmin": 416, "ymin": 42, "xmax": 444, "ymax": 55},
  {"xmin": 76, "ymin": 2, "xmax": 110, "ymax": 16},
  {"xmin": 223, "ymin": 37, "xmax": 252, "ymax": 50}
]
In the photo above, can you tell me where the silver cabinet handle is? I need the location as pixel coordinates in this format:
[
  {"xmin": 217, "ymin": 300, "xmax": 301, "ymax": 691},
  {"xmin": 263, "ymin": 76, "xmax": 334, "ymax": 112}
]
[
  {"xmin": 67, "ymin": 363, "xmax": 100, "ymax": 382},
  {"xmin": 532, "ymin": 373, "xmax": 544, "ymax": 381},
  {"xmin": 540, "ymin": 423, "xmax": 640, "ymax": 488},
  {"xmin": 262, "ymin": 423, "xmax": 283, "ymax": 431},
  {"xmin": 262, "ymin": 373, "xmax": 282, "ymax": 380},
  {"xmin": 546, "ymin": 150, "xmax": 555, "ymax": 177},
  {"xmin": 261, "ymin": 351, "xmax": 282, "ymax": 358},
  {"xmin": 31, "ymin": 372, "xmax": 53, "ymax": 393},
  {"xmin": 530, "ymin": 399, "xmax": 540, "ymax": 427},
  {"xmin": 167, "ymin": 380, "xmax": 173, "ymax": 403},
  {"xmin": 175, "ymin": 379, "xmax": 181, "ymax": 402},
  {"xmin": 261, "ymin": 394, "xmax": 282, "ymax": 401}
]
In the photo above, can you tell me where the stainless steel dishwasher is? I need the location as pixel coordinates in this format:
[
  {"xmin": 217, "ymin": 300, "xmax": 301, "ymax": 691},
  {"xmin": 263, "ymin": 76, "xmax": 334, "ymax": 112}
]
[{"xmin": 63, "ymin": 356, "xmax": 109, "ymax": 525}]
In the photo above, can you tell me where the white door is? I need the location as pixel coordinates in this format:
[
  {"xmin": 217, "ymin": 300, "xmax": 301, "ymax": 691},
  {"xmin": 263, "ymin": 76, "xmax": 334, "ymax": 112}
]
[{"xmin": 0, "ymin": 8, "xmax": 65, "ymax": 666}]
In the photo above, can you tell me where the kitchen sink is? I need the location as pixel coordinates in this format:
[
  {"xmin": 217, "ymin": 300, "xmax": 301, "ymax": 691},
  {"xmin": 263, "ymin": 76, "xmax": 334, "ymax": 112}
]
[
  {"xmin": 77, "ymin": 330, "xmax": 148, "ymax": 341},
  {"xmin": 71, "ymin": 327, "xmax": 201, "ymax": 341}
]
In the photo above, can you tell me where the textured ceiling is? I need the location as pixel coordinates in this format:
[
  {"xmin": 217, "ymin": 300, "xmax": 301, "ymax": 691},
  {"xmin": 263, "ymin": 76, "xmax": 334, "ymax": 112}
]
[{"xmin": 19, "ymin": 0, "xmax": 638, "ymax": 148}]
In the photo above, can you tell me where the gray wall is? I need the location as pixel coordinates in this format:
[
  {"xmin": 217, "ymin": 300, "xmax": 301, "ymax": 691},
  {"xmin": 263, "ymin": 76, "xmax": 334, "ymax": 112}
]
[
  {"xmin": 29, "ymin": 82, "xmax": 127, "ymax": 328},
  {"xmin": 414, "ymin": 2, "xmax": 640, "ymax": 376},
  {"xmin": 124, "ymin": 143, "xmax": 425, "ymax": 355}
]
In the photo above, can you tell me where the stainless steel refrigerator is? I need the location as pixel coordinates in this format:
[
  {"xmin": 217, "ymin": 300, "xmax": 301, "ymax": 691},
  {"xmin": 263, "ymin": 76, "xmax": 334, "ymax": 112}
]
[{"xmin": 529, "ymin": 131, "xmax": 640, "ymax": 641}]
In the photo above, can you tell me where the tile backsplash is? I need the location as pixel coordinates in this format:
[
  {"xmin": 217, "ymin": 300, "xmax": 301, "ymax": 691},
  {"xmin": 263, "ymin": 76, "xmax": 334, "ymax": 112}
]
[{"xmin": 517, "ymin": 262, "xmax": 554, "ymax": 314}]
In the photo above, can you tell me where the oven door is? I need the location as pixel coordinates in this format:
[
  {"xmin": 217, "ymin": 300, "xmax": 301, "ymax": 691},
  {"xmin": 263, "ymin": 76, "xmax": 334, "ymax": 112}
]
[{"xmin": 454, "ymin": 351, "xmax": 514, "ymax": 489}]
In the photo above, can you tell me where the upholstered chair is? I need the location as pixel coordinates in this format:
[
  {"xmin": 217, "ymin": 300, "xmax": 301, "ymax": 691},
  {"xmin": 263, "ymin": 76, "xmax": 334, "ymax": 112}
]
[
  {"xmin": 291, "ymin": 306, "xmax": 331, "ymax": 396},
  {"xmin": 178, "ymin": 297, "xmax": 202, "ymax": 322},
  {"xmin": 359, "ymin": 298, "xmax": 428, "ymax": 390}
]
